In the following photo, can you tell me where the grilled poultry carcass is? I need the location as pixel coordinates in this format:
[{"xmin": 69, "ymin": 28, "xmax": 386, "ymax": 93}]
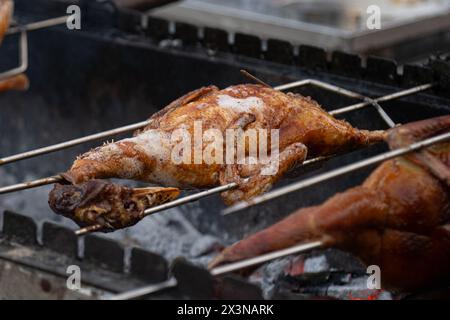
[
  {"xmin": 50, "ymin": 84, "xmax": 386, "ymax": 230},
  {"xmin": 59, "ymin": 84, "xmax": 385, "ymax": 199},
  {"xmin": 0, "ymin": 0, "xmax": 12, "ymax": 44},
  {"xmin": 209, "ymin": 115, "xmax": 450, "ymax": 292}
]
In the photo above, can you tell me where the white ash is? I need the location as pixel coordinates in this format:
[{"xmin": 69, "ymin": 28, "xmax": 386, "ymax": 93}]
[
  {"xmin": 327, "ymin": 276, "xmax": 392, "ymax": 300},
  {"xmin": 105, "ymin": 209, "xmax": 222, "ymax": 266},
  {"xmin": 248, "ymin": 256, "xmax": 297, "ymax": 299},
  {"xmin": 304, "ymin": 255, "xmax": 329, "ymax": 273}
]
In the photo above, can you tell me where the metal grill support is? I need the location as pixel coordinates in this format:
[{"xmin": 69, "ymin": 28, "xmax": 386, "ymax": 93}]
[{"xmin": 0, "ymin": 15, "xmax": 74, "ymax": 81}]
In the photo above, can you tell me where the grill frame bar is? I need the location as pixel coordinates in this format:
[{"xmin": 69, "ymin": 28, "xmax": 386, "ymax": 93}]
[{"xmin": 0, "ymin": 15, "xmax": 73, "ymax": 81}]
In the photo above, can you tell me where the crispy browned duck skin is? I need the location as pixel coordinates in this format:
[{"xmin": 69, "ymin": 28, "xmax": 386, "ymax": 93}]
[
  {"xmin": 49, "ymin": 180, "xmax": 180, "ymax": 231},
  {"xmin": 61, "ymin": 84, "xmax": 386, "ymax": 205},
  {"xmin": 209, "ymin": 115, "xmax": 450, "ymax": 292},
  {"xmin": 0, "ymin": 0, "xmax": 12, "ymax": 44},
  {"xmin": 0, "ymin": 74, "xmax": 29, "ymax": 93}
]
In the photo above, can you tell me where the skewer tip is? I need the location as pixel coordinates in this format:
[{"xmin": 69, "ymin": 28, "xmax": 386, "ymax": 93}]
[{"xmin": 75, "ymin": 224, "xmax": 103, "ymax": 236}]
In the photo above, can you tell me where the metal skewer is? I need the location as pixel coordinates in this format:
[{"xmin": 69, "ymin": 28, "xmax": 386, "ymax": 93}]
[
  {"xmin": 107, "ymin": 278, "xmax": 178, "ymax": 300},
  {"xmin": 277, "ymin": 78, "xmax": 400, "ymax": 127},
  {"xmin": 222, "ymin": 130, "xmax": 450, "ymax": 215},
  {"xmin": 330, "ymin": 83, "xmax": 434, "ymax": 116},
  {"xmin": 6, "ymin": 15, "xmax": 75, "ymax": 35},
  {"xmin": 210, "ymin": 240, "xmax": 323, "ymax": 276},
  {"xmin": 0, "ymin": 175, "xmax": 62, "ymax": 194},
  {"xmin": 107, "ymin": 240, "xmax": 323, "ymax": 300},
  {"xmin": 0, "ymin": 15, "xmax": 75, "ymax": 81},
  {"xmin": 0, "ymin": 120, "xmax": 151, "ymax": 166},
  {"xmin": 0, "ymin": 153, "xmax": 337, "ymax": 196},
  {"xmin": 364, "ymin": 99, "xmax": 396, "ymax": 128}
]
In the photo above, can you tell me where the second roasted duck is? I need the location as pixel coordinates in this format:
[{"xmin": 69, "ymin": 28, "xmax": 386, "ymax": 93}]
[
  {"xmin": 49, "ymin": 84, "xmax": 386, "ymax": 230},
  {"xmin": 209, "ymin": 115, "xmax": 450, "ymax": 292}
]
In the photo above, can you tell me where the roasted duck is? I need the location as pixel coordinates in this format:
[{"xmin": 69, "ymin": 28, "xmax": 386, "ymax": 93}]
[
  {"xmin": 60, "ymin": 84, "xmax": 384, "ymax": 195},
  {"xmin": 0, "ymin": 0, "xmax": 12, "ymax": 44},
  {"xmin": 49, "ymin": 84, "xmax": 386, "ymax": 230},
  {"xmin": 209, "ymin": 115, "xmax": 450, "ymax": 292}
]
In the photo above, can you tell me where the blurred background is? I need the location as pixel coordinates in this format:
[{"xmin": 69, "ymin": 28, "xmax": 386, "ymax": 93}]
[{"xmin": 147, "ymin": 0, "xmax": 450, "ymax": 63}]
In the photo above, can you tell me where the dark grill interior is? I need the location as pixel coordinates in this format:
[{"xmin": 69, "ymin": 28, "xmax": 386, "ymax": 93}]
[{"xmin": 0, "ymin": 0, "xmax": 449, "ymax": 299}]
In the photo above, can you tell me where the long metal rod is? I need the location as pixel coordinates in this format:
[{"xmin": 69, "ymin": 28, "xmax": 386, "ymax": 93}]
[
  {"xmin": 366, "ymin": 99, "xmax": 396, "ymax": 128},
  {"xmin": 277, "ymin": 79, "xmax": 396, "ymax": 127},
  {"xmin": 0, "ymin": 121, "xmax": 151, "ymax": 166},
  {"xmin": 210, "ymin": 240, "xmax": 323, "ymax": 276},
  {"xmin": 6, "ymin": 15, "xmax": 74, "ymax": 35},
  {"xmin": 106, "ymin": 278, "xmax": 178, "ymax": 300},
  {"xmin": 0, "ymin": 175, "xmax": 62, "ymax": 195},
  {"xmin": 222, "ymin": 131, "xmax": 450, "ymax": 215},
  {"xmin": 75, "ymin": 182, "xmax": 240, "ymax": 235},
  {"xmin": 0, "ymin": 30, "xmax": 28, "ymax": 81},
  {"xmin": 331, "ymin": 83, "xmax": 434, "ymax": 116},
  {"xmin": 107, "ymin": 240, "xmax": 322, "ymax": 300},
  {"xmin": 0, "ymin": 151, "xmax": 335, "ymax": 197},
  {"xmin": 276, "ymin": 79, "xmax": 366, "ymax": 99}
]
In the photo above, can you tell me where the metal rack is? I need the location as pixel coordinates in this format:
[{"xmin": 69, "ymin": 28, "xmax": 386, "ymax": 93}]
[{"xmin": 0, "ymin": 15, "xmax": 74, "ymax": 81}]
